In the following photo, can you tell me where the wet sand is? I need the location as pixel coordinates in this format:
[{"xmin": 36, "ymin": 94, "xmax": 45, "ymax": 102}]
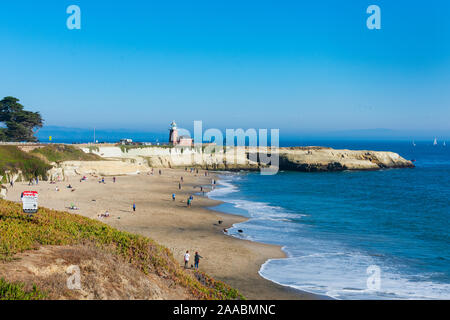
[{"xmin": 6, "ymin": 168, "xmax": 319, "ymax": 300}]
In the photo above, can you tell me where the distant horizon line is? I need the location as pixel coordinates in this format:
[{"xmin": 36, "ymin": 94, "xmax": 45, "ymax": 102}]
[{"xmin": 36, "ymin": 125, "xmax": 450, "ymax": 139}]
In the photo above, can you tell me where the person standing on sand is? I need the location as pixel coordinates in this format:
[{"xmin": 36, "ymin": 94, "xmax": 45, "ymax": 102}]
[
  {"xmin": 194, "ymin": 252, "xmax": 203, "ymax": 269},
  {"xmin": 172, "ymin": 193, "xmax": 176, "ymax": 201},
  {"xmin": 187, "ymin": 198, "xmax": 191, "ymax": 207},
  {"xmin": 113, "ymin": 177, "xmax": 116, "ymax": 183},
  {"xmin": 159, "ymin": 169, "xmax": 162, "ymax": 175},
  {"xmin": 132, "ymin": 202, "xmax": 136, "ymax": 212},
  {"xmin": 179, "ymin": 182, "xmax": 182, "ymax": 190},
  {"xmin": 184, "ymin": 251, "xmax": 190, "ymax": 268}
]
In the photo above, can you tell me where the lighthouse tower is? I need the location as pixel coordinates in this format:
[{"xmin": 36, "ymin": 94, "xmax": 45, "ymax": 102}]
[{"xmin": 169, "ymin": 121, "xmax": 178, "ymax": 145}]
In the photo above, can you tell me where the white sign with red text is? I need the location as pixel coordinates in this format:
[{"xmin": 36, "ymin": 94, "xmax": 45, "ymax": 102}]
[{"xmin": 22, "ymin": 191, "xmax": 38, "ymax": 214}]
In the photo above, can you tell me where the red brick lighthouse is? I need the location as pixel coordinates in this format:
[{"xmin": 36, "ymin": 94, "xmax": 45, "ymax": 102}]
[{"xmin": 169, "ymin": 121, "xmax": 178, "ymax": 145}]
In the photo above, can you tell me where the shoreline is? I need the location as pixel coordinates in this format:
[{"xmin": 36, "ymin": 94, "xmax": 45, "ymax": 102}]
[
  {"xmin": 206, "ymin": 206, "xmax": 326, "ymax": 300},
  {"xmin": 205, "ymin": 173, "xmax": 331, "ymax": 300},
  {"xmin": 202, "ymin": 204, "xmax": 321, "ymax": 300},
  {"xmin": 4, "ymin": 168, "xmax": 320, "ymax": 300}
]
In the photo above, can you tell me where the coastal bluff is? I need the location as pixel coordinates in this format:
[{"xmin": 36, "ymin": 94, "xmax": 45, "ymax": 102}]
[
  {"xmin": 276, "ymin": 147, "xmax": 414, "ymax": 171},
  {"xmin": 0, "ymin": 144, "xmax": 414, "ymax": 185},
  {"xmin": 51, "ymin": 145, "xmax": 415, "ymax": 176}
]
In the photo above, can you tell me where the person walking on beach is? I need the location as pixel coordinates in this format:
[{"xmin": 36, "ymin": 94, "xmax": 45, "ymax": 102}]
[
  {"xmin": 159, "ymin": 169, "xmax": 162, "ymax": 175},
  {"xmin": 179, "ymin": 182, "xmax": 182, "ymax": 190},
  {"xmin": 132, "ymin": 202, "xmax": 136, "ymax": 212},
  {"xmin": 181, "ymin": 176, "xmax": 184, "ymax": 182},
  {"xmin": 194, "ymin": 252, "xmax": 203, "ymax": 269},
  {"xmin": 187, "ymin": 197, "xmax": 192, "ymax": 207},
  {"xmin": 172, "ymin": 193, "xmax": 176, "ymax": 201},
  {"xmin": 113, "ymin": 177, "xmax": 116, "ymax": 183},
  {"xmin": 184, "ymin": 251, "xmax": 190, "ymax": 268}
]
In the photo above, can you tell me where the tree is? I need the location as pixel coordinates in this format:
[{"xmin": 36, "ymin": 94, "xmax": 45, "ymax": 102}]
[
  {"xmin": 0, "ymin": 96, "xmax": 43, "ymax": 142},
  {"xmin": 0, "ymin": 128, "xmax": 6, "ymax": 141}
]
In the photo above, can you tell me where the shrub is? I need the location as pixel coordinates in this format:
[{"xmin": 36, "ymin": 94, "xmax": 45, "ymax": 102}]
[
  {"xmin": 0, "ymin": 146, "xmax": 51, "ymax": 180},
  {"xmin": 0, "ymin": 278, "xmax": 46, "ymax": 300},
  {"xmin": 31, "ymin": 145, "xmax": 102, "ymax": 163},
  {"xmin": 0, "ymin": 199, "xmax": 244, "ymax": 300}
]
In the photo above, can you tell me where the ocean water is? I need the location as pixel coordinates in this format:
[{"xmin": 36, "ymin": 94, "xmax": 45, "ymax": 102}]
[{"xmin": 208, "ymin": 140, "xmax": 450, "ymax": 299}]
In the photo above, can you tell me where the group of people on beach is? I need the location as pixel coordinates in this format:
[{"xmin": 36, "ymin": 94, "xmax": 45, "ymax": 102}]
[
  {"xmin": 28, "ymin": 177, "xmax": 39, "ymax": 186},
  {"xmin": 184, "ymin": 250, "xmax": 203, "ymax": 269},
  {"xmin": 12, "ymin": 167, "xmax": 215, "ymax": 272},
  {"xmin": 98, "ymin": 210, "xmax": 110, "ymax": 218},
  {"xmin": 173, "ymin": 172, "xmax": 201, "ymax": 208}
]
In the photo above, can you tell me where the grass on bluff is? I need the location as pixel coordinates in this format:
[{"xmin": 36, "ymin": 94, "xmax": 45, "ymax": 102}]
[
  {"xmin": 118, "ymin": 144, "xmax": 173, "ymax": 153},
  {"xmin": 0, "ymin": 146, "xmax": 51, "ymax": 180},
  {"xmin": 0, "ymin": 278, "xmax": 46, "ymax": 300},
  {"xmin": 31, "ymin": 144, "xmax": 102, "ymax": 163},
  {"xmin": 0, "ymin": 199, "xmax": 244, "ymax": 300}
]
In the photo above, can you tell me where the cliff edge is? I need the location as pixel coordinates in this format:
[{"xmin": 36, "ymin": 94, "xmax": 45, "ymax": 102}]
[
  {"xmin": 277, "ymin": 147, "xmax": 414, "ymax": 172},
  {"xmin": 73, "ymin": 145, "xmax": 414, "ymax": 174}
]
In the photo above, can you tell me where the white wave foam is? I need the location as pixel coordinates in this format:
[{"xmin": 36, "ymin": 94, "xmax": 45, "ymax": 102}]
[
  {"xmin": 208, "ymin": 173, "xmax": 450, "ymax": 300},
  {"xmin": 207, "ymin": 178, "xmax": 239, "ymax": 197},
  {"xmin": 259, "ymin": 252, "xmax": 450, "ymax": 300}
]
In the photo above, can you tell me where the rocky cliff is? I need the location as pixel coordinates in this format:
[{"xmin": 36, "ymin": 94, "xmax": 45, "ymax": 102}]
[
  {"xmin": 276, "ymin": 147, "xmax": 414, "ymax": 172},
  {"xmin": 66, "ymin": 145, "xmax": 414, "ymax": 176},
  {"xmin": 1, "ymin": 145, "xmax": 413, "ymax": 196}
]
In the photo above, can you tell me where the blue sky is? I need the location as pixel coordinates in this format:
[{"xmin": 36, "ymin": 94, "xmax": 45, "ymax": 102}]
[{"xmin": 0, "ymin": 0, "xmax": 449, "ymax": 137}]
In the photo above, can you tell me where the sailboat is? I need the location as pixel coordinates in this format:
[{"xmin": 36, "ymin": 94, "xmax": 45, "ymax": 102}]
[
  {"xmin": 412, "ymin": 140, "xmax": 416, "ymax": 147},
  {"xmin": 433, "ymin": 138, "xmax": 438, "ymax": 146}
]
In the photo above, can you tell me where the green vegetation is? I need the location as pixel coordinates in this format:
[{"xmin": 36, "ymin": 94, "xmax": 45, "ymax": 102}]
[
  {"xmin": 143, "ymin": 157, "xmax": 155, "ymax": 167},
  {"xmin": 119, "ymin": 144, "xmax": 172, "ymax": 153},
  {"xmin": 87, "ymin": 146, "xmax": 99, "ymax": 153},
  {"xmin": 0, "ymin": 199, "xmax": 245, "ymax": 300},
  {"xmin": 0, "ymin": 97, "xmax": 43, "ymax": 142},
  {"xmin": 0, "ymin": 146, "xmax": 51, "ymax": 180},
  {"xmin": 31, "ymin": 145, "xmax": 102, "ymax": 163},
  {"xmin": 0, "ymin": 278, "xmax": 46, "ymax": 300}
]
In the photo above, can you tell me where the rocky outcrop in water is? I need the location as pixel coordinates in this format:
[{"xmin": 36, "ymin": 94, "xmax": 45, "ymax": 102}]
[{"xmin": 276, "ymin": 147, "xmax": 414, "ymax": 172}]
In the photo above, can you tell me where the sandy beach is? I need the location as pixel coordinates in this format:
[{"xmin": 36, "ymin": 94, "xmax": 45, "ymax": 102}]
[{"xmin": 6, "ymin": 168, "xmax": 318, "ymax": 300}]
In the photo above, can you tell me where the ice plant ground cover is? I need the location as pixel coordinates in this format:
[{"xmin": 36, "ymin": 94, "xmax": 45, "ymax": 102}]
[{"xmin": 0, "ymin": 199, "xmax": 244, "ymax": 300}]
